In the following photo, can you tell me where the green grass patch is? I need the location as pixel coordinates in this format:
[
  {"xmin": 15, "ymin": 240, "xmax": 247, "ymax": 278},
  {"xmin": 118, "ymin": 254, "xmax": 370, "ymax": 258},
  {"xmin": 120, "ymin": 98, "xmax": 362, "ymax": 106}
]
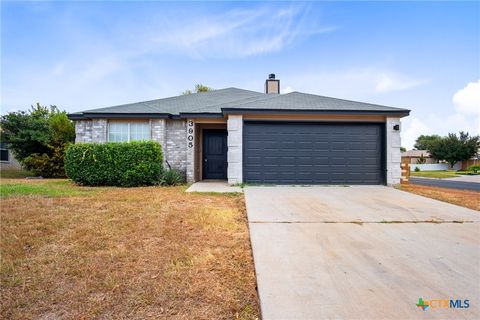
[
  {"xmin": 0, "ymin": 170, "xmax": 35, "ymax": 179},
  {"xmin": 0, "ymin": 180, "xmax": 98, "ymax": 198},
  {"xmin": 410, "ymin": 170, "xmax": 459, "ymax": 179},
  {"xmin": 456, "ymin": 171, "xmax": 478, "ymax": 176}
]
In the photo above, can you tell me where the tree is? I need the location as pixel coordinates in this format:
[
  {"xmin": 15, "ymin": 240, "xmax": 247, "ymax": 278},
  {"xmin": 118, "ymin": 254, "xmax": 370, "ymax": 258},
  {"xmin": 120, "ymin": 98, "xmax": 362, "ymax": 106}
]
[
  {"xmin": 0, "ymin": 104, "xmax": 51, "ymax": 161},
  {"xmin": 428, "ymin": 132, "xmax": 479, "ymax": 169},
  {"xmin": 416, "ymin": 153, "xmax": 427, "ymax": 164},
  {"xmin": 400, "ymin": 147, "xmax": 406, "ymax": 152},
  {"xmin": 182, "ymin": 84, "xmax": 213, "ymax": 95},
  {"xmin": 0, "ymin": 103, "xmax": 75, "ymax": 177},
  {"xmin": 414, "ymin": 134, "xmax": 442, "ymax": 150}
]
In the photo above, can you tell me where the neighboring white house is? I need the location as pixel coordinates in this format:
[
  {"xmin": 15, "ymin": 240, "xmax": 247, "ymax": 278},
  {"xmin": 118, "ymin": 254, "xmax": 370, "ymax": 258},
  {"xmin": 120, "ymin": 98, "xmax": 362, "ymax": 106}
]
[{"xmin": 0, "ymin": 143, "xmax": 22, "ymax": 171}]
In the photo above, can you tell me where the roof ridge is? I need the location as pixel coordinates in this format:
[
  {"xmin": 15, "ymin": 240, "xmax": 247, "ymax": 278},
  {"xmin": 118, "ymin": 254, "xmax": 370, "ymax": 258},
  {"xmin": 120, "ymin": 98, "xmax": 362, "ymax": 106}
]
[{"xmin": 185, "ymin": 92, "xmax": 273, "ymax": 113}]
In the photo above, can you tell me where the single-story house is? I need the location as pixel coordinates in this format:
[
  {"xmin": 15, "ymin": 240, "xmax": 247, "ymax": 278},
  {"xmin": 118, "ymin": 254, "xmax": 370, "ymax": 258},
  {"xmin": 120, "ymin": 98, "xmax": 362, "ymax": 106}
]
[
  {"xmin": 68, "ymin": 75, "xmax": 410, "ymax": 185},
  {"xmin": 401, "ymin": 150, "xmax": 437, "ymax": 164}
]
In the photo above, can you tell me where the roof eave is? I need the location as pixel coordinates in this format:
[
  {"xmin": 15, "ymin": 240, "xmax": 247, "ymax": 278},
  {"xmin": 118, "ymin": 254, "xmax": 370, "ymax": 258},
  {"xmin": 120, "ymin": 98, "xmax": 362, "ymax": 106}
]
[
  {"xmin": 221, "ymin": 108, "xmax": 410, "ymax": 117},
  {"xmin": 178, "ymin": 112, "xmax": 224, "ymax": 119},
  {"xmin": 68, "ymin": 113, "xmax": 171, "ymax": 120}
]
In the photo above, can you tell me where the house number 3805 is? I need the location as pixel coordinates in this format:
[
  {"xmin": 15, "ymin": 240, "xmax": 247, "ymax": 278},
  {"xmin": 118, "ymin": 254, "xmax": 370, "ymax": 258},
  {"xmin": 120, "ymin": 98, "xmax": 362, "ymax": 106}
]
[{"xmin": 187, "ymin": 121, "xmax": 194, "ymax": 148}]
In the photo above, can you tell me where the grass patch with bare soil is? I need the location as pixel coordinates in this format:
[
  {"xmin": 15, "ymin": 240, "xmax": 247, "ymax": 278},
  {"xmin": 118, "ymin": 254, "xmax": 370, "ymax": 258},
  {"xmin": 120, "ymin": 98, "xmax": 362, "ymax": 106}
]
[
  {"xmin": 0, "ymin": 179, "xmax": 259, "ymax": 319},
  {"xmin": 410, "ymin": 170, "xmax": 459, "ymax": 179},
  {"xmin": 0, "ymin": 179, "xmax": 100, "ymax": 198},
  {"xmin": 399, "ymin": 184, "xmax": 480, "ymax": 211}
]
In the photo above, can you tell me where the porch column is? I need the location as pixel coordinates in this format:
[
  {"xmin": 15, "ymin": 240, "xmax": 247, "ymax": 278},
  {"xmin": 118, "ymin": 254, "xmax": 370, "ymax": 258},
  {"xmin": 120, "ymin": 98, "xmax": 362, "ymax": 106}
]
[
  {"xmin": 386, "ymin": 117, "xmax": 402, "ymax": 185},
  {"xmin": 227, "ymin": 115, "xmax": 243, "ymax": 184},
  {"xmin": 186, "ymin": 119, "xmax": 196, "ymax": 183}
]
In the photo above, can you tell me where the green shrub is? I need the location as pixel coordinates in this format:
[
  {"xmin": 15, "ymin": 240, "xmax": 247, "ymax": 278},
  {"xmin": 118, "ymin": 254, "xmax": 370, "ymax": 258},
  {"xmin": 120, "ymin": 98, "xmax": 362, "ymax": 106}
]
[
  {"xmin": 414, "ymin": 167, "xmax": 420, "ymax": 172},
  {"xmin": 65, "ymin": 141, "xmax": 163, "ymax": 187},
  {"xmin": 160, "ymin": 169, "xmax": 184, "ymax": 186},
  {"xmin": 23, "ymin": 143, "xmax": 69, "ymax": 178},
  {"xmin": 467, "ymin": 165, "xmax": 480, "ymax": 173},
  {"xmin": 0, "ymin": 104, "xmax": 75, "ymax": 177}
]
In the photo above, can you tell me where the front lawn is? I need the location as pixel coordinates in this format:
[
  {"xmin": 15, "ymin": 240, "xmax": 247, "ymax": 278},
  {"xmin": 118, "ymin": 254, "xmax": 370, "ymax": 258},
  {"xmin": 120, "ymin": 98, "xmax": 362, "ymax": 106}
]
[
  {"xmin": 0, "ymin": 179, "xmax": 259, "ymax": 319},
  {"xmin": 410, "ymin": 170, "xmax": 459, "ymax": 179},
  {"xmin": 399, "ymin": 184, "xmax": 480, "ymax": 211}
]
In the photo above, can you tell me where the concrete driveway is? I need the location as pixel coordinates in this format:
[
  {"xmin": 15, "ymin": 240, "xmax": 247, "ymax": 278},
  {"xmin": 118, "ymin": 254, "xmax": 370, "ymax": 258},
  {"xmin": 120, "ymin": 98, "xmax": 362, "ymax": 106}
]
[{"xmin": 245, "ymin": 186, "xmax": 480, "ymax": 319}]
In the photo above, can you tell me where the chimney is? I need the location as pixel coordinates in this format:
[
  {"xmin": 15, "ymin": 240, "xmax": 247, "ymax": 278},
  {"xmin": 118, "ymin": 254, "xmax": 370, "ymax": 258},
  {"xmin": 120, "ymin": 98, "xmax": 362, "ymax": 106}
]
[{"xmin": 265, "ymin": 73, "xmax": 280, "ymax": 94}]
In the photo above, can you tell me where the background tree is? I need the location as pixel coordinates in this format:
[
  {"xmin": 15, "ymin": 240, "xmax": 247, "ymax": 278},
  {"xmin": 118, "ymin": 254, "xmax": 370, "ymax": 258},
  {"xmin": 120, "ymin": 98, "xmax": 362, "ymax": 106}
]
[
  {"xmin": 0, "ymin": 103, "xmax": 75, "ymax": 177},
  {"xmin": 400, "ymin": 147, "xmax": 406, "ymax": 152},
  {"xmin": 414, "ymin": 134, "xmax": 442, "ymax": 150},
  {"xmin": 428, "ymin": 132, "xmax": 479, "ymax": 169},
  {"xmin": 0, "ymin": 104, "xmax": 51, "ymax": 160},
  {"xmin": 416, "ymin": 153, "xmax": 427, "ymax": 164},
  {"xmin": 182, "ymin": 84, "xmax": 213, "ymax": 95}
]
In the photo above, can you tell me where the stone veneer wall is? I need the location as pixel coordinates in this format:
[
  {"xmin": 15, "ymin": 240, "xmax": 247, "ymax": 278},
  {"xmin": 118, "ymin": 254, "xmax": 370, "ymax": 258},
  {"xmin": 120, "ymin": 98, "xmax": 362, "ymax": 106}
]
[
  {"xmin": 92, "ymin": 119, "xmax": 107, "ymax": 143},
  {"xmin": 75, "ymin": 120, "xmax": 93, "ymax": 143},
  {"xmin": 151, "ymin": 119, "xmax": 167, "ymax": 155},
  {"xmin": 165, "ymin": 119, "xmax": 187, "ymax": 178},
  {"xmin": 74, "ymin": 119, "xmax": 107, "ymax": 143},
  {"xmin": 386, "ymin": 117, "xmax": 402, "ymax": 185}
]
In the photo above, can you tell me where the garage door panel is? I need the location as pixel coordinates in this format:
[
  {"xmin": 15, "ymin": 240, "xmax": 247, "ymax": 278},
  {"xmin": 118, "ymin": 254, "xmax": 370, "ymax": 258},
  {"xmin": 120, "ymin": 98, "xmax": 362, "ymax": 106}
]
[{"xmin": 243, "ymin": 121, "xmax": 385, "ymax": 185}]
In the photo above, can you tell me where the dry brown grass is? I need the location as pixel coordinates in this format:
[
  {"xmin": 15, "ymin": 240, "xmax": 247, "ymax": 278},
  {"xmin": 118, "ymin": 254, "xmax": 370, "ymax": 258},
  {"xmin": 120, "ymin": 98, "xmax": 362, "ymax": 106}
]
[
  {"xmin": 1, "ymin": 180, "xmax": 259, "ymax": 319},
  {"xmin": 399, "ymin": 184, "xmax": 480, "ymax": 211}
]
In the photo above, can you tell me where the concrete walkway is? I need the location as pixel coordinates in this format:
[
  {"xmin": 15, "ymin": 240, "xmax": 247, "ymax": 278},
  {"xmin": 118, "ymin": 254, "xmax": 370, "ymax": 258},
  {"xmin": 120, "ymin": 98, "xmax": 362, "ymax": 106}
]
[
  {"xmin": 185, "ymin": 180, "xmax": 242, "ymax": 193},
  {"xmin": 245, "ymin": 186, "xmax": 480, "ymax": 319}
]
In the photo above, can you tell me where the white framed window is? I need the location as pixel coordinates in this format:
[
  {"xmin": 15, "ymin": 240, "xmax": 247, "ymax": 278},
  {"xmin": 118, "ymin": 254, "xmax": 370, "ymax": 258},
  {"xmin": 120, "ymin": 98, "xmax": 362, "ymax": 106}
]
[{"xmin": 108, "ymin": 121, "xmax": 150, "ymax": 142}]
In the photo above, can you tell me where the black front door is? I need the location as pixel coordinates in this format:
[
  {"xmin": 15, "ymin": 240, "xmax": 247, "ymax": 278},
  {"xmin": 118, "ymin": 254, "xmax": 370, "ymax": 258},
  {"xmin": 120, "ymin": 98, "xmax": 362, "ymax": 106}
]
[{"xmin": 203, "ymin": 129, "xmax": 228, "ymax": 180}]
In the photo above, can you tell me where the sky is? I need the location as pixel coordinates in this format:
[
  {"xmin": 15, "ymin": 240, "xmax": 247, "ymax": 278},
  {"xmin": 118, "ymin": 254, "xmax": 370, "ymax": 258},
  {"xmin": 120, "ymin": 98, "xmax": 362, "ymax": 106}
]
[{"xmin": 1, "ymin": 1, "xmax": 479, "ymax": 149}]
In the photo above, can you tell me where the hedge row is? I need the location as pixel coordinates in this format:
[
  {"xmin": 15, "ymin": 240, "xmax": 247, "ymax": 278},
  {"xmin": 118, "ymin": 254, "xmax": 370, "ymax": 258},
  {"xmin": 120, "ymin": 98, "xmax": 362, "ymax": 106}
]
[{"xmin": 64, "ymin": 141, "xmax": 163, "ymax": 187}]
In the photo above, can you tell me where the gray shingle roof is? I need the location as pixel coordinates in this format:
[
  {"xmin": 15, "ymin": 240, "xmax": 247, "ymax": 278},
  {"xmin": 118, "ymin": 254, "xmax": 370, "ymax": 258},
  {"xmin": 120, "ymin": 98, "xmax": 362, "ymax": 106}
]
[
  {"xmin": 81, "ymin": 88, "xmax": 264, "ymax": 115},
  {"xmin": 70, "ymin": 87, "xmax": 410, "ymax": 118}
]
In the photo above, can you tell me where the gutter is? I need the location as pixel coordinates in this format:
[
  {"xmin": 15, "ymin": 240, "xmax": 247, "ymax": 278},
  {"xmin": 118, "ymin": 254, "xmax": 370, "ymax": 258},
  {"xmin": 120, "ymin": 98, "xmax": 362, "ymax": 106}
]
[{"xmin": 68, "ymin": 109, "xmax": 410, "ymax": 120}]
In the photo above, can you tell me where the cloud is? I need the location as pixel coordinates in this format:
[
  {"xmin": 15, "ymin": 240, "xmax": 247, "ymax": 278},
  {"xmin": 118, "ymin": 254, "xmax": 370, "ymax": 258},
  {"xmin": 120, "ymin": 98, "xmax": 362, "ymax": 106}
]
[
  {"xmin": 401, "ymin": 81, "xmax": 480, "ymax": 149},
  {"xmin": 401, "ymin": 117, "xmax": 431, "ymax": 149},
  {"xmin": 453, "ymin": 80, "xmax": 480, "ymax": 115},
  {"xmin": 148, "ymin": 5, "xmax": 335, "ymax": 58},
  {"xmin": 375, "ymin": 73, "xmax": 427, "ymax": 93}
]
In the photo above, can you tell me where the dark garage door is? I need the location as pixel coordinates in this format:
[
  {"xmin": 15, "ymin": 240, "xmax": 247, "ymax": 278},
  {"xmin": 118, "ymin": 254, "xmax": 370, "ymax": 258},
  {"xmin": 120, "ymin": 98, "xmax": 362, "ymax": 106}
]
[{"xmin": 243, "ymin": 121, "xmax": 385, "ymax": 184}]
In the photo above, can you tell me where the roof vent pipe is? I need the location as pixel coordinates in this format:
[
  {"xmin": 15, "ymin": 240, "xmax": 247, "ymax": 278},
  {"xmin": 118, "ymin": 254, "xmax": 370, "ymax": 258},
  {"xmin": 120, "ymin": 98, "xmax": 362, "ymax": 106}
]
[{"xmin": 265, "ymin": 74, "xmax": 280, "ymax": 94}]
